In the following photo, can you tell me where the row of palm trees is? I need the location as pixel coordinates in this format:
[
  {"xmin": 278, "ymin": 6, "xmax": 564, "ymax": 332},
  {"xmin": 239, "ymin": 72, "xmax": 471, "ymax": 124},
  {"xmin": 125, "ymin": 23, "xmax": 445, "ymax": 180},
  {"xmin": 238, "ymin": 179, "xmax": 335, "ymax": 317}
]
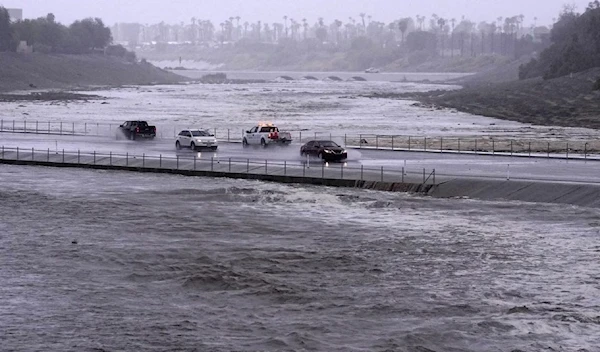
[{"xmin": 112, "ymin": 13, "xmax": 550, "ymax": 56}]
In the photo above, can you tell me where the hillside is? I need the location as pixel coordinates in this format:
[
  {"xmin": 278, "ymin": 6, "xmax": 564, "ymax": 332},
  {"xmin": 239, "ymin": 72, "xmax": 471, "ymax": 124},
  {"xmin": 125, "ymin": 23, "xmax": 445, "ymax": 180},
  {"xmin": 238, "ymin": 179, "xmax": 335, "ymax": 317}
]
[
  {"xmin": 0, "ymin": 53, "xmax": 187, "ymax": 92},
  {"xmin": 406, "ymin": 67, "xmax": 600, "ymax": 129}
]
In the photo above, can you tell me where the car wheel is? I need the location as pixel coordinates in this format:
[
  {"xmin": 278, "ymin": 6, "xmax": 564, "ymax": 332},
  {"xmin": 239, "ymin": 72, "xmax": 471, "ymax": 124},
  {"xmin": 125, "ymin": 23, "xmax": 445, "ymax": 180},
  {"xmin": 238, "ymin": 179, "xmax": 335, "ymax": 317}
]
[
  {"xmin": 211, "ymin": 146, "xmax": 218, "ymax": 151},
  {"xmin": 190, "ymin": 142, "xmax": 196, "ymax": 151},
  {"xmin": 176, "ymin": 141, "xmax": 181, "ymax": 150},
  {"xmin": 242, "ymin": 138, "xmax": 248, "ymax": 148},
  {"xmin": 260, "ymin": 139, "xmax": 267, "ymax": 148},
  {"xmin": 318, "ymin": 152, "xmax": 325, "ymax": 160}
]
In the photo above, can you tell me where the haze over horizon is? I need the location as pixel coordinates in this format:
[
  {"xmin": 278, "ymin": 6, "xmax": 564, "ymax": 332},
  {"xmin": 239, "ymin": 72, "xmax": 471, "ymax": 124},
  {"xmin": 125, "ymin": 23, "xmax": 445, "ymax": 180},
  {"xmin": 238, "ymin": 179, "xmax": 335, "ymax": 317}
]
[{"xmin": 0, "ymin": 0, "xmax": 593, "ymax": 27}]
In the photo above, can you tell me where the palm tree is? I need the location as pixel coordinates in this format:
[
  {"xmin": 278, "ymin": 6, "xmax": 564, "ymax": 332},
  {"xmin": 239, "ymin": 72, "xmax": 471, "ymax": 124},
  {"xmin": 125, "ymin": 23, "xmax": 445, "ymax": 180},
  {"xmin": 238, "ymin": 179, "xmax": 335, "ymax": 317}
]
[
  {"xmin": 359, "ymin": 13, "xmax": 366, "ymax": 31},
  {"xmin": 398, "ymin": 18, "xmax": 408, "ymax": 44},
  {"xmin": 283, "ymin": 15, "xmax": 288, "ymax": 37}
]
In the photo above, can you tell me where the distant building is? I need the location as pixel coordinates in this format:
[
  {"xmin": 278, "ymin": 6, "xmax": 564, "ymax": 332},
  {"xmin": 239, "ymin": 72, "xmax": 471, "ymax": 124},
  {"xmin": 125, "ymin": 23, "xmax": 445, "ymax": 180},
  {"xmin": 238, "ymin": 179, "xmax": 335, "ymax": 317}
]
[{"xmin": 7, "ymin": 8, "xmax": 23, "ymax": 21}]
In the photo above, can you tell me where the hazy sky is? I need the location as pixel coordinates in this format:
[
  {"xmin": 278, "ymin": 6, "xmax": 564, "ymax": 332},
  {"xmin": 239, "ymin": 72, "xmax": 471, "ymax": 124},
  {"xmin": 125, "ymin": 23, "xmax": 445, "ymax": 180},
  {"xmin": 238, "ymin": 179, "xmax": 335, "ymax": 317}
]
[{"xmin": 1, "ymin": 0, "xmax": 593, "ymax": 26}]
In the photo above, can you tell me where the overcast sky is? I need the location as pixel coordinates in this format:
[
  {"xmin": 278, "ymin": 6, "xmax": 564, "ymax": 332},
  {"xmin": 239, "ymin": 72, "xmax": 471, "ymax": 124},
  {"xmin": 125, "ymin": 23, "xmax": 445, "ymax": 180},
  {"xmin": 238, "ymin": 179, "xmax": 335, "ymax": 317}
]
[{"xmin": 1, "ymin": 0, "xmax": 592, "ymax": 26}]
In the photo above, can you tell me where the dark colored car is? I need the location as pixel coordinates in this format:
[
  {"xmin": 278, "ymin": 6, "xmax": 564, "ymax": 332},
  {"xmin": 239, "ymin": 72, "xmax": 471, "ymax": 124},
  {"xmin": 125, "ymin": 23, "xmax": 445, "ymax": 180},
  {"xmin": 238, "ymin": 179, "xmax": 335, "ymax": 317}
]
[
  {"xmin": 117, "ymin": 121, "xmax": 156, "ymax": 140},
  {"xmin": 300, "ymin": 140, "xmax": 348, "ymax": 161}
]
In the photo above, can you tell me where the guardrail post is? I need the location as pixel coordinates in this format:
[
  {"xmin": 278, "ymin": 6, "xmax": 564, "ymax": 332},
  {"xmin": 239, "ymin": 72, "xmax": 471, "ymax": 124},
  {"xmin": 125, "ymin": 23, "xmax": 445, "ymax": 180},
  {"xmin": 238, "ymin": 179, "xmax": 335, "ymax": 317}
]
[
  {"xmin": 126, "ymin": 153, "xmax": 129, "ymax": 166},
  {"xmin": 1, "ymin": 119, "xmax": 3, "ymax": 131},
  {"xmin": 47, "ymin": 148, "xmax": 49, "ymax": 162},
  {"xmin": 72, "ymin": 122, "xmax": 75, "ymax": 135},
  {"xmin": 585, "ymin": 143, "xmax": 588, "ymax": 160},
  {"xmin": 214, "ymin": 128, "xmax": 217, "ymax": 138},
  {"xmin": 359, "ymin": 134, "xmax": 362, "ymax": 149},
  {"xmin": 13, "ymin": 120, "xmax": 15, "ymax": 132},
  {"xmin": 284, "ymin": 161, "xmax": 287, "ymax": 175},
  {"xmin": 228, "ymin": 158, "xmax": 231, "ymax": 172},
  {"xmin": 143, "ymin": 154, "xmax": 146, "ymax": 168},
  {"xmin": 32, "ymin": 147, "xmax": 34, "ymax": 161},
  {"xmin": 62, "ymin": 149, "xmax": 64, "ymax": 163},
  {"xmin": 475, "ymin": 139, "xmax": 478, "ymax": 153},
  {"xmin": 110, "ymin": 152, "xmax": 112, "ymax": 165},
  {"xmin": 440, "ymin": 137, "xmax": 443, "ymax": 152},
  {"xmin": 547, "ymin": 142, "xmax": 550, "ymax": 158},
  {"xmin": 340, "ymin": 163, "xmax": 343, "ymax": 179},
  {"xmin": 78, "ymin": 149, "xmax": 80, "ymax": 164},
  {"xmin": 24, "ymin": 120, "xmax": 27, "ymax": 133},
  {"xmin": 247, "ymin": 159, "xmax": 249, "ymax": 173},
  {"xmin": 510, "ymin": 140, "xmax": 513, "ymax": 156},
  {"xmin": 227, "ymin": 129, "xmax": 230, "ymax": 142},
  {"xmin": 381, "ymin": 166, "xmax": 383, "ymax": 182},
  {"xmin": 344, "ymin": 134, "xmax": 347, "ymax": 146},
  {"xmin": 177, "ymin": 155, "xmax": 179, "ymax": 169},
  {"xmin": 433, "ymin": 169, "xmax": 436, "ymax": 185},
  {"xmin": 84, "ymin": 123, "xmax": 87, "ymax": 135},
  {"xmin": 458, "ymin": 138, "xmax": 461, "ymax": 153},
  {"xmin": 360, "ymin": 165, "xmax": 363, "ymax": 181},
  {"xmin": 303, "ymin": 162, "xmax": 306, "ymax": 177},
  {"xmin": 423, "ymin": 168, "xmax": 426, "ymax": 183},
  {"xmin": 48, "ymin": 121, "xmax": 50, "ymax": 133},
  {"xmin": 36, "ymin": 121, "xmax": 38, "ymax": 133},
  {"xmin": 401, "ymin": 167, "xmax": 404, "ymax": 183},
  {"xmin": 159, "ymin": 154, "xmax": 161, "ymax": 168},
  {"xmin": 97, "ymin": 123, "xmax": 100, "ymax": 135},
  {"xmin": 566, "ymin": 143, "xmax": 569, "ymax": 159},
  {"xmin": 528, "ymin": 142, "xmax": 531, "ymax": 157},
  {"xmin": 391, "ymin": 136, "xmax": 394, "ymax": 150},
  {"xmin": 321, "ymin": 162, "xmax": 324, "ymax": 178},
  {"xmin": 60, "ymin": 122, "xmax": 63, "ymax": 134},
  {"xmin": 264, "ymin": 160, "xmax": 267, "ymax": 174},
  {"xmin": 492, "ymin": 140, "xmax": 495, "ymax": 155},
  {"xmin": 408, "ymin": 136, "xmax": 411, "ymax": 151},
  {"xmin": 193, "ymin": 155, "xmax": 196, "ymax": 170},
  {"xmin": 376, "ymin": 135, "xmax": 379, "ymax": 149},
  {"xmin": 94, "ymin": 151, "xmax": 96, "ymax": 165},
  {"xmin": 424, "ymin": 137, "xmax": 427, "ymax": 152},
  {"xmin": 210, "ymin": 157, "xmax": 214, "ymax": 171},
  {"xmin": 16, "ymin": 147, "xmax": 19, "ymax": 160}
]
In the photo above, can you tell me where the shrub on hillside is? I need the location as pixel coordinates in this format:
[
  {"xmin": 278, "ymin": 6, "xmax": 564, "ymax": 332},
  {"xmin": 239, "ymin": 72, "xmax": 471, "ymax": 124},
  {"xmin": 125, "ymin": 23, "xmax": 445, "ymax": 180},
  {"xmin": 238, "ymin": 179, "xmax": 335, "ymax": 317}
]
[
  {"xmin": 594, "ymin": 77, "xmax": 600, "ymax": 91},
  {"xmin": 519, "ymin": 3, "xmax": 600, "ymax": 80}
]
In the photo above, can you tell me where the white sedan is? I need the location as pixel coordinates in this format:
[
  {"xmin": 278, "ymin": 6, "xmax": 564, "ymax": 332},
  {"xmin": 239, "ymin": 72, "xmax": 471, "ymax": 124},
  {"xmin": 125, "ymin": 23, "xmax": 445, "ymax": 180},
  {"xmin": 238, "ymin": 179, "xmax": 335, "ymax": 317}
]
[{"xmin": 175, "ymin": 129, "xmax": 218, "ymax": 151}]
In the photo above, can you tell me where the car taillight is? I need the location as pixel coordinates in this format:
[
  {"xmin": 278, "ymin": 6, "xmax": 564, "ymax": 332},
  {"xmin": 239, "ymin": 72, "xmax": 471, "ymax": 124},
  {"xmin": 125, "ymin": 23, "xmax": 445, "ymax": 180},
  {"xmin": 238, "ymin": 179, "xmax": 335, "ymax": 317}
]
[
  {"xmin": 136, "ymin": 127, "xmax": 140, "ymax": 132},
  {"xmin": 269, "ymin": 132, "xmax": 278, "ymax": 139}
]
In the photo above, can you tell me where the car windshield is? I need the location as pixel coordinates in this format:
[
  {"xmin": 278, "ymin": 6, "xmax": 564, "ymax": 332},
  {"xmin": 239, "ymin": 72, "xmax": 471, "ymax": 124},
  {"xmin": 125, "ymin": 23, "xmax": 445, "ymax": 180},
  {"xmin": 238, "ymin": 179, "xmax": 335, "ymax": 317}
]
[
  {"xmin": 190, "ymin": 130, "xmax": 210, "ymax": 137},
  {"xmin": 319, "ymin": 141, "xmax": 339, "ymax": 147},
  {"xmin": 137, "ymin": 122, "xmax": 148, "ymax": 127}
]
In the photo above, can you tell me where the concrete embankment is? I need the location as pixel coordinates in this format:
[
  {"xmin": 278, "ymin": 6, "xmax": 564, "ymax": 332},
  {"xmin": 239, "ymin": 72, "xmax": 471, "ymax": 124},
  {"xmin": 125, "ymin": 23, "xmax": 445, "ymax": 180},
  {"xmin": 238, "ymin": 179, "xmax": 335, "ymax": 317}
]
[{"xmin": 431, "ymin": 178, "xmax": 600, "ymax": 208}]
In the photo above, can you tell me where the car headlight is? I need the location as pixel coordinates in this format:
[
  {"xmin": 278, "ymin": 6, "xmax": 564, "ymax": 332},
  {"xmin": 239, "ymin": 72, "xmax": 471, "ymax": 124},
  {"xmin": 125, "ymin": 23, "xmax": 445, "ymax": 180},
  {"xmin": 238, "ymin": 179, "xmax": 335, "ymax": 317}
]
[
  {"xmin": 341, "ymin": 149, "xmax": 347, "ymax": 153},
  {"xmin": 324, "ymin": 149, "xmax": 333, "ymax": 153}
]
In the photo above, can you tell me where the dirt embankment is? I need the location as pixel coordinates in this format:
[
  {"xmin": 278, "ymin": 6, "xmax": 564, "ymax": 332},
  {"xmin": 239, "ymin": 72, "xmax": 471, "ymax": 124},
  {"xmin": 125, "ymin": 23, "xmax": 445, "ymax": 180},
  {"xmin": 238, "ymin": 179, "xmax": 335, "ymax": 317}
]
[
  {"xmin": 0, "ymin": 53, "xmax": 187, "ymax": 92},
  {"xmin": 367, "ymin": 67, "xmax": 600, "ymax": 130}
]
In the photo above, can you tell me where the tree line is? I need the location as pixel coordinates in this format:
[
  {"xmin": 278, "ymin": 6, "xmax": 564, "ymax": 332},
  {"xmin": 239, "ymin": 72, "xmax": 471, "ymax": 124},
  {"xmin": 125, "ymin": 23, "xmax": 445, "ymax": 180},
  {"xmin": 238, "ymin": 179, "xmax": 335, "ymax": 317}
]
[
  {"xmin": 116, "ymin": 11, "xmax": 553, "ymax": 62},
  {"xmin": 519, "ymin": 1, "xmax": 600, "ymax": 80},
  {"xmin": 0, "ymin": 7, "xmax": 113, "ymax": 54}
]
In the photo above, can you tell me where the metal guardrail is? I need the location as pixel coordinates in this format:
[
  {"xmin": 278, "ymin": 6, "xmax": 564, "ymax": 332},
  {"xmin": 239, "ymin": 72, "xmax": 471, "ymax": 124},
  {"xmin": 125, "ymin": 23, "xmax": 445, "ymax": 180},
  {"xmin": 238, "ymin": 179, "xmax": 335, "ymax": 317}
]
[
  {"xmin": 2, "ymin": 119, "xmax": 599, "ymax": 160},
  {"xmin": 0, "ymin": 146, "xmax": 437, "ymax": 186}
]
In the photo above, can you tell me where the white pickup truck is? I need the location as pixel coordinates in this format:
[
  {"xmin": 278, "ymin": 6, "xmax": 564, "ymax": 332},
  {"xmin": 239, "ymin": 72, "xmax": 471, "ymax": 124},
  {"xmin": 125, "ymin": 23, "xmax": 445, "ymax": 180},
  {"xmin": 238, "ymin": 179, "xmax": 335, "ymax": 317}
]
[{"xmin": 242, "ymin": 123, "xmax": 292, "ymax": 147}]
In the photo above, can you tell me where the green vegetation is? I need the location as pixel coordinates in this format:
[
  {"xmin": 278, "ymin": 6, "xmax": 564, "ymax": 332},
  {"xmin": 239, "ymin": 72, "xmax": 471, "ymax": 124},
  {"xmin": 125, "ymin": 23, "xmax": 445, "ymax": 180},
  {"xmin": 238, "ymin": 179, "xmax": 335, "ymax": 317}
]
[
  {"xmin": 519, "ymin": 1, "xmax": 600, "ymax": 80},
  {"xmin": 0, "ymin": 6, "xmax": 128, "ymax": 58}
]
